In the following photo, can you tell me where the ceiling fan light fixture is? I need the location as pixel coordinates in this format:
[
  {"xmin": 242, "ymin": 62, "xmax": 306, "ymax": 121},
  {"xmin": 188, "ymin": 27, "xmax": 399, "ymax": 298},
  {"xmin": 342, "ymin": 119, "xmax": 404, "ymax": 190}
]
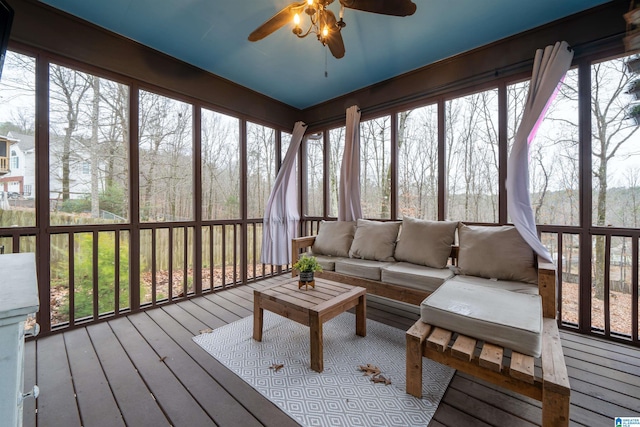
[{"xmin": 248, "ymin": 0, "xmax": 417, "ymax": 59}]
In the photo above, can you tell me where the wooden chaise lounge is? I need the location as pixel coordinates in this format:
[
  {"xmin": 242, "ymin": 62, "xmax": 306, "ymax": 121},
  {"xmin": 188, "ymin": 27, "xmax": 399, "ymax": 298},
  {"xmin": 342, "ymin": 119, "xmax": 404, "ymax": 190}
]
[{"xmin": 406, "ymin": 261, "xmax": 571, "ymax": 427}]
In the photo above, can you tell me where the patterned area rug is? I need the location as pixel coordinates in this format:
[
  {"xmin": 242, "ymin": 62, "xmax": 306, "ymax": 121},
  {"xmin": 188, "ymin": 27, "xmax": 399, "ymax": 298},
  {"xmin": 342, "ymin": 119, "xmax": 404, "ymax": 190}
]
[{"xmin": 193, "ymin": 312, "xmax": 455, "ymax": 426}]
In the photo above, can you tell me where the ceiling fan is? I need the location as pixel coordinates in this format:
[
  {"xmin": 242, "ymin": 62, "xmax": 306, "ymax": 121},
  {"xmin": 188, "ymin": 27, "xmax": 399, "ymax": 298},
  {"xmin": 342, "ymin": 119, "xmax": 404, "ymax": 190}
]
[{"xmin": 248, "ymin": 0, "xmax": 417, "ymax": 59}]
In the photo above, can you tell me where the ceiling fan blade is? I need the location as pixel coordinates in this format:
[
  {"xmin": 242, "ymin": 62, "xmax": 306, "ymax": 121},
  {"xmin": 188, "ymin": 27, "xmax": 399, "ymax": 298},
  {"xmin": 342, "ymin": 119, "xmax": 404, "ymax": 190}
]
[
  {"xmin": 323, "ymin": 10, "xmax": 345, "ymax": 59},
  {"xmin": 339, "ymin": 0, "xmax": 417, "ymax": 16},
  {"xmin": 248, "ymin": 1, "xmax": 306, "ymax": 42}
]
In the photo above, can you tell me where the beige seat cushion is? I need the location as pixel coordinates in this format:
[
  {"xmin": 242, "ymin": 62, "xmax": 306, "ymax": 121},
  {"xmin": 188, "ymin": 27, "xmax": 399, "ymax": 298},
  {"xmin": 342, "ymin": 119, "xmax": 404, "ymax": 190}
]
[
  {"xmin": 312, "ymin": 255, "xmax": 345, "ymax": 271},
  {"xmin": 349, "ymin": 219, "xmax": 401, "ymax": 262},
  {"xmin": 380, "ymin": 262, "xmax": 454, "ymax": 293},
  {"xmin": 394, "ymin": 217, "xmax": 458, "ymax": 268},
  {"xmin": 335, "ymin": 258, "xmax": 389, "ymax": 281},
  {"xmin": 420, "ymin": 280, "xmax": 543, "ymax": 357},
  {"xmin": 458, "ymin": 224, "xmax": 538, "ymax": 284},
  {"xmin": 447, "ymin": 275, "xmax": 539, "ymax": 295},
  {"xmin": 312, "ymin": 221, "xmax": 356, "ymax": 258}
]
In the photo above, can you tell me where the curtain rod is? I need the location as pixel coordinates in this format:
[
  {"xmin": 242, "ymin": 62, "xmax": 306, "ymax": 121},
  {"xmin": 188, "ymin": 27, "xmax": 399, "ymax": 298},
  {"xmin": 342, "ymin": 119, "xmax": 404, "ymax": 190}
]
[{"xmin": 305, "ymin": 33, "xmax": 622, "ymax": 131}]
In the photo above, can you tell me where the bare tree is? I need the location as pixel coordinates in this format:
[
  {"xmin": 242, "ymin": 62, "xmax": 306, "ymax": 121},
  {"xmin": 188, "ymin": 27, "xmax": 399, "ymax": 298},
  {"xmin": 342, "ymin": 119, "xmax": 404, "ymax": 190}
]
[
  {"xmin": 328, "ymin": 127, "xmax": 344, "ymax": 217},
  {"xmin": 246, "ymin": 122, "xmax": 275, "ymax": 218},
  {"xmin": 202, "ymin": 110, "xmax": 240, "ymax": 220},
  {"xmin": 398, "ymin": 106, "xmax": 438, "ymax": 219},
  {"xmin": 50, "ymin": 65, "xmax": 91, "ymax": 202}
]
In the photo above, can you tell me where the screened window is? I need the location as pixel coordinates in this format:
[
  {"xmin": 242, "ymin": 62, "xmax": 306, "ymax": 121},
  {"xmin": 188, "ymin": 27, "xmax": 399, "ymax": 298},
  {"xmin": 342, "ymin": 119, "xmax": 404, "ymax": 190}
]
[
  {"xmin": 397, "ymin": 105, "xmax": 438, "ymax": 220},
  {"xmin": 507, "ymin": 71, "xmax": 580, "ymax": 227},
  {"xmin": 49, "ymin": 63, "xmax": 130, "ymax": 225},
  {"xmin": 305, "ymin": 133, "xmax": 324, "ymax": 217},
  {"xmin": 138, "ymin": 90, "xmax": 192, "ymax": 223},
  {"xmin": 591, "ymin": 56, "xmax": 640, "ymax": 228},
  {"xmin": 246, "ymin": 122, "xmax": 276, "ymax": 219},
  {"xmin": 446, "ymin": 89, "xmax": 499, "ymax": 222},
  {"xmin": 328, "ymin": 127, "xmax": 345, "ymax": 217},
  {"xmin": 0, "ymin": 51, "xmax": 36, "ymax": 227},
  {"xmin": 201, "ymin": 108, "xmax": 240, "ymax": 220},
  {"xmin": 360, "ymin": 116, "xmax": 391, "ymax": 219}
]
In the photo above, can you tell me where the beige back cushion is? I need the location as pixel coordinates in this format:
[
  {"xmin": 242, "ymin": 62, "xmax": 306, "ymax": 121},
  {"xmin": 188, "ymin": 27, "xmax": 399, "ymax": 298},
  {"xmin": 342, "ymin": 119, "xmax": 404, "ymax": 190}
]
[
  {"xmin": 312, "ymin": 221, "xmax": 356, "ymax": 257},
  {"xmin": 349, "ymin": 219, "xmax": 401, "ymax": 262},
  {"xmin": 458, "ymin": 224, "xmax": 538, "ymax": 284},
  {"xmin": 394, "ymin": 217, "xmax": 458, "ymax": 268}
]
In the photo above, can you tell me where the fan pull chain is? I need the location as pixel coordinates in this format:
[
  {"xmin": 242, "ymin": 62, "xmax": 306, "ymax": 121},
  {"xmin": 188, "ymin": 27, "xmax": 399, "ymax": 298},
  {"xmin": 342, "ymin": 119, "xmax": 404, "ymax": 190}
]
[{"xmin": 325, "ymin": 46, "xmax": 328, "ymax": 78}]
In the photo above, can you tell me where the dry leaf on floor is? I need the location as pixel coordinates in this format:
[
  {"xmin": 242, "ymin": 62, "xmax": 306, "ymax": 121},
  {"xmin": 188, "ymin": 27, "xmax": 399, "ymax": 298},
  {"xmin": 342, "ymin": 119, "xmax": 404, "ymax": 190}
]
[
  {"xmin": 371, "ymin": 374, "xmax": 391, "ymax": 385},
  {"xmin": 269, "ymin": 363, "xmax": 284, "ymax": 372},
  {"xmin": 358, "ymin": 364, "xmax": 381, "ymax": 376},
  {"xmin": 199, "ymin": 328, "xmax": 213, "ymax": 334}
]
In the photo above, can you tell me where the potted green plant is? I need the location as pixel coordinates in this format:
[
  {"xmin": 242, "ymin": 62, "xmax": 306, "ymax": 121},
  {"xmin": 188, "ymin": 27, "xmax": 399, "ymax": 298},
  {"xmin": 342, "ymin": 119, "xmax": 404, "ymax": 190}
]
[{"xmin": 293, "ymin": 254, "xmax": 322, "ymax": 284}]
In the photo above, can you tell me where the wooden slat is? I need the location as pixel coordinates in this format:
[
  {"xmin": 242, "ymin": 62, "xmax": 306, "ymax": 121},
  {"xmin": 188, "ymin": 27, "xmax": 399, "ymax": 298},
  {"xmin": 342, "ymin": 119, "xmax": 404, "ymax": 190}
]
[
  {"xmin": 145, "ymin": 307, "xmax": 300, "ymax": 427},
  {"xmin": 214, "ymin": 288, "xmax": 255, "ymax": 311},
  {"xmin": 108, "ymin": 316, "xmax": 216, "ymax": 427},
  {"xmin": 510, "ymin": 352, "xmax": 535, "ymax": 384},
  {"xmin": 128, "ymin": 312, "xmax": 263, "ymax": 427},
  {"xmin": 258, "ymin": 297, "xmax": 309, "ymax": 325},
  {"xmin": 35, "ymin": 334, "xmax": 82, "ymax": 427},
  {"xmin": 312, "ymin": 286, "xmax": 366, "ymax": 314},
  {"xmin": 22, "ymin": 340, "xmax": 36, "ymax": 427},
  {"xmin": 423, "ymin": 345, "xmax": 542, "ymax": 401},
  {"xmin": 205, "ymin": 292, "xmax": 252, "ymax": 318},
  {"xmin": 427, "ymin": 327, "xmax": 453, "ymax": 352},
  {"xmin": 541, "ymin": 319, "xmax": 571, "ymax": 426},
  {"xmin": 541, "ymin": 319, "xmax": 570, "ymax": 395},
  {"xmin": 406, "ymin": 320, "xmax": 431, "ymax": 398},
  {"xmin": 194, "ymin": 295, "xmax": 244, "ymax": 323},
  {"xmin": 538, "ymin": 262, "xmax": 557, "ymax": 319},
  {"xmin": 86, "ymin": 322, "xmax": 169, "ymax": 426},
  {"xmin": 168, "ymin": 300, "xmax": 226, "ymax": 330},
  {"xmin": 316, "ymin": 270, "xmax": 429, "ymax": 305},
  {"xmin": 451, "ymin": 334, "xmax": 477, "ymax": 362},
  {"xmin": 479, "ymin": 342, "xmax": 504, "ymax": 372},
  {"xmin": 63, "ymin": 328, "xmax": 125, "ymax": 427},
  {"xmin": 441, "ymin": 387, "xmax": 539, "ymax": 427}
]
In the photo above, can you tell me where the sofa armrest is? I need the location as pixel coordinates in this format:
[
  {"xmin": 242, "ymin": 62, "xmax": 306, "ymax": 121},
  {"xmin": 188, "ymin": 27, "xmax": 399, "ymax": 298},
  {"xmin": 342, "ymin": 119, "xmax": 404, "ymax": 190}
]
[
  {"xmin": 538, "ymin": 261, "xmax": 557, "ymax": 319},
  {"xmin": 291, "ymin": 236, "xmax": 317, "ymax": 277}
]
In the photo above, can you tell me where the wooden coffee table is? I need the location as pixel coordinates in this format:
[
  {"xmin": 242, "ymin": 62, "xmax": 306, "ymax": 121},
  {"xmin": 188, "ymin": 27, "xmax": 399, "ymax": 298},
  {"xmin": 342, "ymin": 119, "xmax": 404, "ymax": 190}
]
[{"xmin": 253, "ymin": 278, "xmax": 367, "ymax": 372}]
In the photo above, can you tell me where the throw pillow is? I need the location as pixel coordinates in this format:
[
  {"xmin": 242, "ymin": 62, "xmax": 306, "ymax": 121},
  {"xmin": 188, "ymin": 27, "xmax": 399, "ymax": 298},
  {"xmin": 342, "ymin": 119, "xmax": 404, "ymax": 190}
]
[
  {"xmin": 311, "ymin": 221, "xmax": 356, "ymax": 257},
  {"xmin": 394, "ymin": 217, "xmax": 458, "ymax": 268},
  {"xmin": 349, "ymin": 219, "xmax": 401, "ymax": 261},
  {"xmin": 458, "ymin": 224, "xmax": 538, "ymax": 284}
]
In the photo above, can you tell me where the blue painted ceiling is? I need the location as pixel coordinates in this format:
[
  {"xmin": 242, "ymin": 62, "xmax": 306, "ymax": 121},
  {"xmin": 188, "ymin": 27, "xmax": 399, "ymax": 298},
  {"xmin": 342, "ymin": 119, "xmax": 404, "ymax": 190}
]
[{"xmin": 39, "ymin": 0, "xmax": 611, "ymax": 109}]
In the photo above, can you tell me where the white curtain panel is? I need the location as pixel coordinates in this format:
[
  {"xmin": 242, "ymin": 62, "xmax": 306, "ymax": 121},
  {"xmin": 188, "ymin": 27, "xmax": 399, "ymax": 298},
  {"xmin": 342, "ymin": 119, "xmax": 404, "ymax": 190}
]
[
  {"xmin": 260, "ymin": 121, "xmax": 307, "ymax": 266},
  {"xmin": 338, "ymin": 105, "xmax": 363, "ymax": 221},
  {"xmin": 506, "ymin": 41, "xmax": 574, "ymax": 263}
]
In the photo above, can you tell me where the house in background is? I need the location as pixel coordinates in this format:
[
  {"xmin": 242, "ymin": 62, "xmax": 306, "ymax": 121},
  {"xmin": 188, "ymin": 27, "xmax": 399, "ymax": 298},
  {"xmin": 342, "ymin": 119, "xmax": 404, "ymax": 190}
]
[
  {"xmin": 0, "ymin": 131, "xmax": 34, "ymax": 198},
  {"xmin": 0, "ymin": 131, "xmax": 96, "ymax": 203}
]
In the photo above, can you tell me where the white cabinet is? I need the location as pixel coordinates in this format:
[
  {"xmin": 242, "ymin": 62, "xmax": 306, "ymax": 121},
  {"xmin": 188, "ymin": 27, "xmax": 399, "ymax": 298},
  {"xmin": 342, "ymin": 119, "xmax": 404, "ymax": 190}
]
[{"xmin": 0, "ymin": 253, "xmax": 39, "ymax": 427}]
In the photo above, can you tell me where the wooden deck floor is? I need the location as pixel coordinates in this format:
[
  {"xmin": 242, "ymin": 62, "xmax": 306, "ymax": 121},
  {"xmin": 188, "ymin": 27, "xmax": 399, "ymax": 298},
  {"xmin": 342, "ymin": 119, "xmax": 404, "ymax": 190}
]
[{"xmin": 24, "ymin": 275, "xmax": 640, "ymax": 427}]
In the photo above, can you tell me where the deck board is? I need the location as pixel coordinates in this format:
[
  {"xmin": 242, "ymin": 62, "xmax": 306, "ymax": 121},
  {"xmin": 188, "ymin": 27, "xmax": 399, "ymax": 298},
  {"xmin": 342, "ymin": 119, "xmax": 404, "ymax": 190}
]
[
  {"xmin": 108, "ymin": 316, "xmax": 216, "ymax": 427},
  {"xmin": 25, "ymin": 275, "xmax": 640, "ymax": 427},
  {"xmin": 22, "ymin": 340, "xmax": 36, "ymax": 427},
  {"xmin": 146, "ymin": 303, "xmax": 300, "ymax": 427},
  {"xmin": 86, "ymin": 321, "xmax": 169, "ymax": 426},
  {"xmin": 35, "ymin": 334, "xmax": 82, "ymax": 427},
  {"xmin": 127, "ymin": 311, "xmax": 262, "ymax": 427},
  {"xmin": 63, "ymin": 328, "xmax": 126, "ymax": 427}
]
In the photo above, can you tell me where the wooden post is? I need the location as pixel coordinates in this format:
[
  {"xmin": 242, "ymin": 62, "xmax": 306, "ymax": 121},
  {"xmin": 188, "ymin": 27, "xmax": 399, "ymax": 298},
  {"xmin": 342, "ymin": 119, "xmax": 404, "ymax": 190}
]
[{"xmin": 406, "ymin": 320, "xmax": 431, "ymax": 398}]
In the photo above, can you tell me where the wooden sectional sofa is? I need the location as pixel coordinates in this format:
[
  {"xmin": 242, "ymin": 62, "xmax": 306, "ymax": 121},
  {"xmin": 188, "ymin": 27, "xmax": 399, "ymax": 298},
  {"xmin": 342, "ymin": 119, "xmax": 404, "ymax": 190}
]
[{"xmin": 291, "ymin": 218, "xmax": 570, "ymax": 426}]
